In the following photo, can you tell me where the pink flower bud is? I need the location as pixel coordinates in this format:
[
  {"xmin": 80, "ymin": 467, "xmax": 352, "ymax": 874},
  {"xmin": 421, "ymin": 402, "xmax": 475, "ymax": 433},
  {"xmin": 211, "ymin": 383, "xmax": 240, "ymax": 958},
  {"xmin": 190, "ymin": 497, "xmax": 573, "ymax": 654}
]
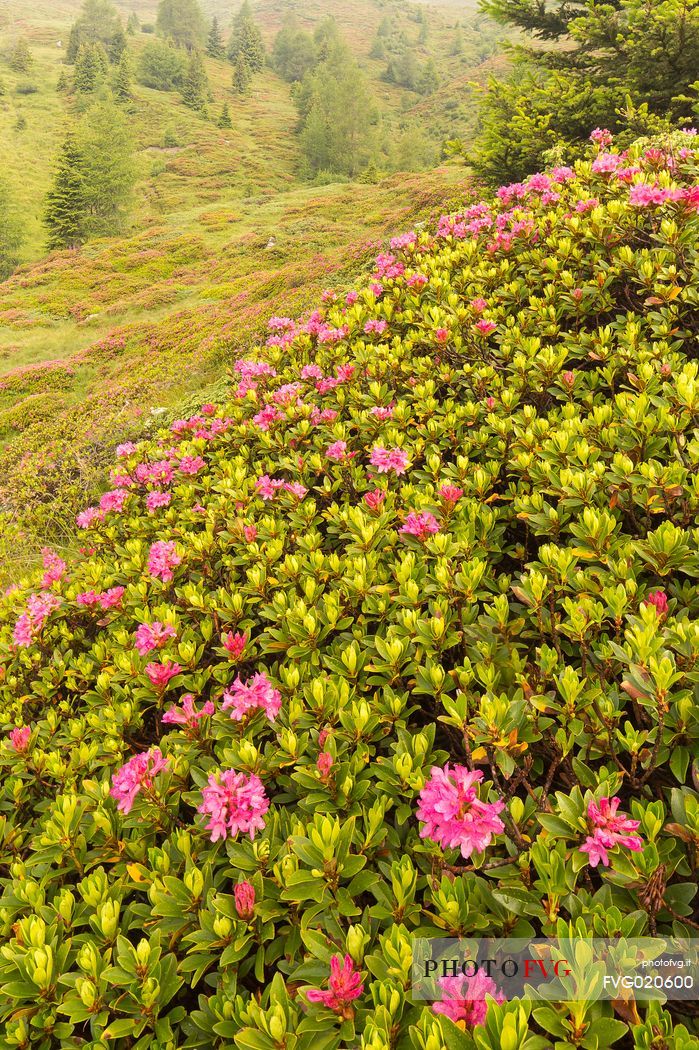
[
  {"xmin": 644, "ymin": 590, "xmax": 668, "ymax": 616},
  {"xmin": 234, "ymin": 881, "xmax": 256, "ymax": 920},
  {"xmin": 317, "ymin": 752, "xmax": 333, "ymax": 777}
]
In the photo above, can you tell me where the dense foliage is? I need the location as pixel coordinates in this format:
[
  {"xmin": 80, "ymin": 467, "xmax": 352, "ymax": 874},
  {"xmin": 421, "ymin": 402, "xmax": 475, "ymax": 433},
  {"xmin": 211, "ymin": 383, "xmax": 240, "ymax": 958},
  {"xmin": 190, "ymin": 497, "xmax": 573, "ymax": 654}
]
[
  {"xmin": 2, "ymin": 131, "xmax": 699, "ymax": 1049},
  {"xmin": 473, "ymin": 0, "xmax": 699, "ymax": 182}
]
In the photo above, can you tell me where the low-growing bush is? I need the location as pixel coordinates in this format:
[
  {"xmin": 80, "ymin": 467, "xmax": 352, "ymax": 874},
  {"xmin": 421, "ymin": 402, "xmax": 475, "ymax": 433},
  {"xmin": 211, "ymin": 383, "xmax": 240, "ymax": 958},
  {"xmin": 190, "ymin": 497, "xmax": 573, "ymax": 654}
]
[{"xmin": 1, "ymin": 131, "xmax": 698, "ymax": 1049}]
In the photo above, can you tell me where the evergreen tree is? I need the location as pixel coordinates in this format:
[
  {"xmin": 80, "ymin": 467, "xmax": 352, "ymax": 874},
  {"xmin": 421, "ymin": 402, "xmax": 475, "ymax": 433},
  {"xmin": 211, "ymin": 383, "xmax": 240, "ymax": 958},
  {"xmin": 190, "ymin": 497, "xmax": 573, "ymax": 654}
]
[
  {"xmin": 156, "ymin": 0, "xmax": 206, "ymax": 51},
  {"xmin": 113, "ymin": 54, "xmax": 132, "ymax": 101},
  {"xmin": 232, "ymin": 53, "xmax": 252, "ymax": 94},
  {"xmin": 0, "ymin": 179, "xmax": 23, "ymax": 281},
  {"xmin": 126, "ymin": 12, "xmax": 140, "ymax": 35},
  {"xmin": 228, "ymin": 1, "xmax": 265, "ymax": 72},
  {"xmin": 78, "ymin": 97, "xmax": 136, "ymax": 237},
  {"xmin": 416, "ymin": 57, "xmax": 439, "ymax": 96},
  {"xmin": 56, "ymin": 70, "xmax": 69, "ymax": 91},
  {"xmin": 44, "ymin": 132, "xmax": 86, "ymax": 250},
  {"xmin": 66, "ymin": 0, "xmax": 124, "ymax": 65},
  {"xmin": 181, "ymin": 50, "xmax": 209, "ymax": 109},
  {"xmin": 138, "ymin": 39, "xmax": 187, "ymax": 90},
  {"xmin": 74, "ymin": 42, "xmax": 100, "ymax": 92},
  {"xmin": 10, "ymin": 39, "xmax": 33, "ymax": 74},
  {"xmin": 206, "ymin": 17, "xmax": 225, "ymax": 58},
  {"xmin": 475, "ymin": 0, "xmax": 699, "ymax": 180},
  {"xmin": 217, "ymin": 101, "xmax": 232, "ymax": 127},
  {"xmin": 108, "ymin": 24, "xmax": 128, "ymax": 63}
]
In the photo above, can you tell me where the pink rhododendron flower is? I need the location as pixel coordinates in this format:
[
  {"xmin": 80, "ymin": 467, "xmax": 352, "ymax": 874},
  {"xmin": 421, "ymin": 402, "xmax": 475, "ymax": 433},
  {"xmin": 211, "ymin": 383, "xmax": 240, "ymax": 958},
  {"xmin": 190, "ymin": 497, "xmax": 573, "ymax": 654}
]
[
  {"xmin": 147, "ymin": 541, "xmax": 181, "ymax": 582},
  {"xmin": 590, "ymin": 127, "xmax": 613, "ymax": 147},
  {"xmin": 433, "ymin": 970, "xmax": 506, "ymax": 1028},
  {"xmin": 243, "ymin": 525, "xmax": 257, "ymax": 542},
  {"xmin": 371, "ymin": 406, "xmax": 393, "ymax": 422},
  {"xmin": 110, "ymin": 747, "xmax": 170, "ymax": 814},
  {"xmin": 99, "ymin": 488, "xmax": 129, "ymax": 514},
  {"xmin": 369, "ymin": 446, "xmax": 410, "ymax": 475},
  {"xmin": 253, "ymin": 405, "xmax": 283, "ymax": 431},
  {"xmin": 12, "ymin": 592, "xmax": 61, "ymax": 648},
  {"xmin": 255, "ymin": 475, "xmax": 285, "ymax": 500},
  {"xmin": 439, "ymin": 484, "xmax": 464, "ymax": 503},
  {"xmin": 283, "ymin": 481, "xmax": 307, "ymax": 499},
  {"xmin": 326, "ymin": 440, "xmax": 348, "ymax": 461},
  {"xmin": 475, "ymin": 319, "xmax": 497, "ymax": 335},
  {"xmin": 162, "ymin": 693, "xmax": 214, "ymax": 728},
  {"xmin": 9, "ymin": 726, "xmax": 31, "ymax": 752},
  {"xmin": 470, "ymin": 298, "xmax": 488, "ymax": 312},
  {"xmin": 222, "ymin": 630, "xmax": 247, "ymax": 660},
  {"xmin": 135, "ymin": 621, "xmax": 176, "ymax": 656},
  {"xmin": 99, "ymin": 586, "xmax": 125, "ymax": 609},
  {"xmin": 301, "ymin": 363, "xmax": 324, "ymax": 380},
  {"xmin": 417, "ymin": 765, "xmax": 505, "ymax": 859},
  {"xmin": 222, "ymin": 672, "xmax": 282, "ymax": 722},
  {"xmin": 41, "ymin": 548, "xmax": 67, "ymax": 588},
  {"xmin": 307, "ymin": 955, "xmax": 364, "ymax": 1015},
  {"xmin": 345, "ymin": 290, "xmax": 359, "ymax": 306},
  {"xmin": 179, "ymin": 455, "xmax": 205, "ymax": 475},
  {"xmin": 197, "ymin": 769, "xmax": 269, "ymax": 841},
  {"xmin": 644, "ymin": 589, "xmax": 668, "ymax": 615},
  {"xmin": 234, "ymin": 881, "xmax": 256, "ymax": 919},
  {"xmin": 435, "ymin": 327, "xmax": 449, "ymax": 342},
  {"xmin": 201, "ymin": 403, "xmax": 216, "ymax": 415},
  {"xmin": 401, "ymin": 512, "xmax": 440, "ymax": 540},
  {"xmin": 591, "ymin": 152, "xmax": 623, "ymax": 174},
  {"xmin": 146, "ymin": 491, "xmax": 171, "ymax": 513},
  {"xmin": 145, "ymin": 660, "xmax": 182, "ymax": 690},
  {"xmin": 579, "ymin": 796, "xmax": 643, "ymax": 867},
  {"xmin": 363, "ymin": 489, "xmax": 386, "ymax": 511},
  {"xmin": 317, "ymin": 752, "xmax": 333, "ymax": 776},
  {"xmin": 364, "ymin": 319, "xmax": 388, "ymax": 335},
  {"xmin": 116, "ymin": 441, "xmax": 137, "ymax": 458},
  {"xmin": 407, "ymin": 272, "xmax": 428, "ymax": 288},
  {"xmin": 76, "ymin": 507, "xmax": 103, "ymax": 529}
]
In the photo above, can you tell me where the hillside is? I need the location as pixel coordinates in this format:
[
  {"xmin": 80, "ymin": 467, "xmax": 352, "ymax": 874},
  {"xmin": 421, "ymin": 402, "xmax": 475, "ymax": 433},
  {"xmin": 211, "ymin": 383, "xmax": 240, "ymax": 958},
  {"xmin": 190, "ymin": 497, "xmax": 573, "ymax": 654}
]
[{"xmin": 0, "ymin": 131, "xmax": 698, "ymax": 1048}]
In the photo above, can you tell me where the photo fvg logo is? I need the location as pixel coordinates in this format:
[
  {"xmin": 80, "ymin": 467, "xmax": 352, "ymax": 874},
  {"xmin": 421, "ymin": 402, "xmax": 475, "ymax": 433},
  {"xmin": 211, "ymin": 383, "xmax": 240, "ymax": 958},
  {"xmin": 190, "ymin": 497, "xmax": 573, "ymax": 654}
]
[{"xmin": 411, "ymin": 938, "xmax": 699, "ymax": 1003}]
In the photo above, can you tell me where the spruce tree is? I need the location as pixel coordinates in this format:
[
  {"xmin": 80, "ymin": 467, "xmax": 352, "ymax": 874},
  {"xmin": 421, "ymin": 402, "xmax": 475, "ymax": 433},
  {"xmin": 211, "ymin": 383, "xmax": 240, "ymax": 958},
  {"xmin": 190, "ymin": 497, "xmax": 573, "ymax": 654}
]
[
  {"xmin": 228, "ymin": 1, "xmax": 265, "ymax": 72},
  {"xmin": 74, "ymin": 43, "xmax": 99, "ymax": 92},
  {"xmin": 217, "ymin": 101, "xmax": 232, "ymax": 127},
  {"xmin": 232, "ymin": 53, "xmax": 252, "ymax": 94},
  {"xmin": 10, "ymin": 39, "xmax": 33, "ymax": 74},
  {"xmin": 66, "ymin": 0, "xmax": 124, "ymax": 64},
  {"xmin": 181, "ymin": 50, "xmax": 209, "ymax": 109},
  {"xmin": 126, "ymin": 12, "xmax": 140, "ymax": 35},
  {"xmin": 108, "ymin": 23, "xmax": 128, "ymax": 62},
  {"xmin": 44, "ymin": 132, "xmax": 86, "ymax": 251},
  {"xmin": 79, "ymin": 97, "xmax": 136, "ymax": 237},
  {"xmin": 113, "ymin": 54, "xmax": 132, "ymax": 101},
  {"xmin": 57, "ymin": 71, "xmax": 69, "ymax": 91},
  {"xmin": 207, "ymin": 17, "xmax": 225, "ymax": 58}
]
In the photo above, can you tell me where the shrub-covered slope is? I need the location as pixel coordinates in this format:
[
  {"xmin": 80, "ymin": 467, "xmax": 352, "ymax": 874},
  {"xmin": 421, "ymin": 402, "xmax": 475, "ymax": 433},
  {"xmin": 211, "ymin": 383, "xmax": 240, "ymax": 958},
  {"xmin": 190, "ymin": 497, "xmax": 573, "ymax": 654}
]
[{"xmin": 1, "ymin": 133, "xmax": 699, "ymax": 1049}]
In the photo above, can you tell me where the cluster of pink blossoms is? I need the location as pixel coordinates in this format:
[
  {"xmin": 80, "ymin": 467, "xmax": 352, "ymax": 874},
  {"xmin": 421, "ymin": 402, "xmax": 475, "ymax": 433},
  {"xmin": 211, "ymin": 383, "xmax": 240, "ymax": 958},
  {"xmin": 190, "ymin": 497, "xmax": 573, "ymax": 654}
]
[
  {"xmin": 162, "ymin": 693, "xmax": 214, "ymax": 729},
  {"xmin": 307, "ymin": 955, "xmax": 364, "ymax": 1016},
  {"xmin": 110, "ymin": 747, "xmax": 170, "ymax": 814},
  {"xmin": 364, "ymin": 489, "xmax": 386, "ymax": 511},
  {"xmin": 255, "ymin": 475, "xmax": 308, "ymax": 501},
  {"xmin": 135, "ymin": 621, "xmax": 176, "ymax": 655},
  {"xmin": 76, "ymin": 587, "xmax": 124, "ymax": 610},
  {"xmin": 147, "ymin": 541, "xmax": 181, "ymax": 582},
  {"xmin": 197, "ymin": 769, "xmax": 269, "ymax": 841},
  {"xmin": 579, "ymin": 797, "xmax": 643, "ymax": 868},
  {"xmin": 8, "ymin": 726, "xmax": 31, "ymax": 752},
  {"xmin": 369, "ymin": 446, "xmax": 410, "ymax": 475},
  {"xmin": 644, "ymin": 589, "xmax": 669, "ymax": 616},
  {"xmin": 433, "ymin": 970, "xmax": 506, "ymax": 1028},
  {"xmin": 221, "ymin": 630, "xmax": 247, "ymax": 660},
  {"xmin": 234, "ymin": 881, "xmax": 256, "ymax": 919},
  {"xmin": 417, "ymin": 765, "xmax": 505, "ymax": 859},
  {"xmin": 145, "ymin": 660, "xmax": 182, "ymax": 690},
  {"xmin": 40, "ymin": 549, "xmax": 67, "ymax": 588},
  {"xmin": 401, "ymin": 512, "xmax": 440, "ymax": 540},
  {"xmin": 13, "ymin": 592, "xmax": 62, "ymax": 648},
  {"xmin": 222, "ymin": 672, "xmax": 281, "ymax": 722}
]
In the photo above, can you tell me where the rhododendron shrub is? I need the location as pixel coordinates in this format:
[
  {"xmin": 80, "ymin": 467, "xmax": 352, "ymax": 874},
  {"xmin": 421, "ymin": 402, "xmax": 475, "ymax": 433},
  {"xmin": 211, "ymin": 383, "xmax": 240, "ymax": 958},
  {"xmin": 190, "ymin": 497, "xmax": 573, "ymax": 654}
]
[{"xmin": 0, "ymin": 132, "xmax": 698, "ymax": 1048}]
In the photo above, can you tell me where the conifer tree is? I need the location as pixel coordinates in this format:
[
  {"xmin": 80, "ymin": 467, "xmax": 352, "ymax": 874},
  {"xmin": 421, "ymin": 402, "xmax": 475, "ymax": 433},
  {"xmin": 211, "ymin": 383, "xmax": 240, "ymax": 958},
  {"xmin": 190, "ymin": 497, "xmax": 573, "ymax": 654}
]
[
  {"xmin": 10, "ymin": 39, "xmax": 33, "ymax": 74},
  {"xmin": 74, "ymin": 43, "xmax": 99, "ymax": 92},
  {"xmin": 126, "ymin": 12, "xmax": 140, "ymax": 35},
  {"xmin": 113, "ymin": 54, "xmax": 132, "ymax": 101},
  {"xmin": 228, "ymin": 1, "xmax": 265, "ymax": 72},
  {"xmin": 217, "ymin": 101, "xmax": 232, "ymax": 127},
  {"xmin": 181, "ymin": 50, "xmax": 209, "ymax": 109},
  {"xmin": 108, "ymin": 23, "xmax": 128, "ymax": 62},
  {"xmin": 206, "ymin": 17, "xmax": 225, "ymax": 58},
  {"xmin": 44, "ymin": 132, "xmax": 86, "ymax": 250},
  {"xmin": 66, "ymin": 0, "xmax": 124, "ymax": 64},
  {"xmin": 79, "ymin": 97, "xmax": 136, "ymax": 237},
  {"xmin": 231, "ymin": 52, "xmax": 252, "ymax": 94},
  {"xmin": 57, "ymin": 70, "xmax": 69, "ymax": 91}
]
